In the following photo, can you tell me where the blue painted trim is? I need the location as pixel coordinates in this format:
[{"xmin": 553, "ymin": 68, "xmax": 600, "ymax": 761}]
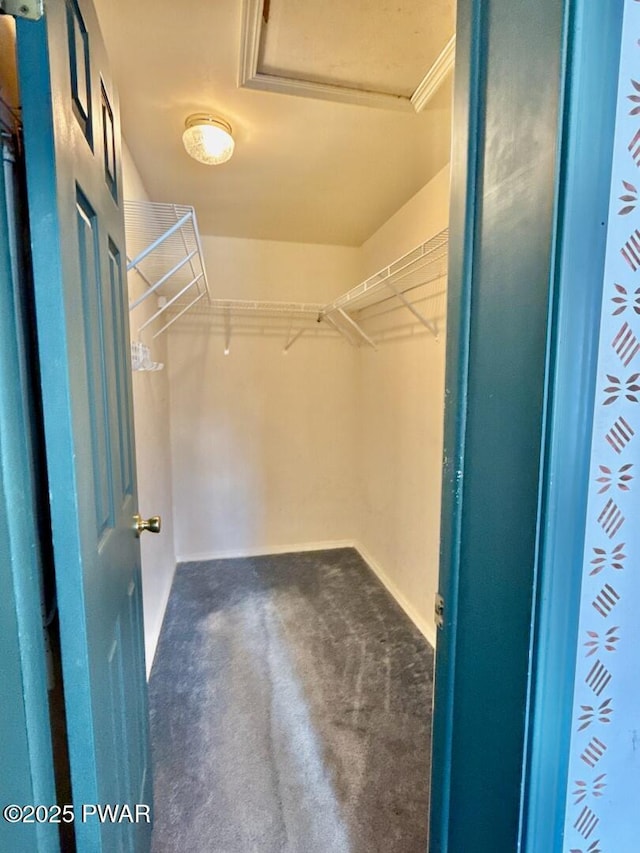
[
  {"xmin": 521, "ymin": 2, "xmax": 624, "ymax": 850},
  {"xmin": 431, "ymin": 0, "xmax": 570, "ymax": 847},
  {"xmin": 0, "ymin": 133, "xmax": 59, "ymax": 852},
  {"xmin": 429, "ymin": 0, "xmax": 486, "ymax": 846}
]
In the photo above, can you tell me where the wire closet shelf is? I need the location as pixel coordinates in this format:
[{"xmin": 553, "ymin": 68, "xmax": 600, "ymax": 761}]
[
  {"xmin": 124, "ymin": 200, "xmax": 211, "ymax": 341},
  {"xmin": 318, "ymin": 227, "xmax": 449, "ymax": 349},
  {"xmin": 124, "ymin": 198, "xmax": 448, "ymax": 357},
  {"xmin": 184, "ymin": 299, "xmax": 331, "ymax": 354},
  {"xmin": 174, "ymin": 227, "xmax": 449, "ymax": 352}
]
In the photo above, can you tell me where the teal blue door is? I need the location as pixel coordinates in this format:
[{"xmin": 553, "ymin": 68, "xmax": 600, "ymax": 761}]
[
  {"xmin": 16, "ymin": 2, "xmax": 152, "ymax": 850},
  {"xmin": 430, "ymin": 0, "xmax": 623, "ymax": 850}
]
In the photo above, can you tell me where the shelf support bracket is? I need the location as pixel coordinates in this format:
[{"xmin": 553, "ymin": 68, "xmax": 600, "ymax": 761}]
[
  {"xmin": 321, "ymin": 312, "xmax": 357, "ymax": 346},
  {"xmin": 337, "ymin": 309, "xmax": 378, "ymax": 350},
  {"xmin": 224, "ymin": 307, "xmax": 231, "ymax": 355},
  {"xmin": 138, "ymin": 273, "xmax": 204, "ymax": 334},
  {"xmin": 284, "ymin": 327, "xmax": 305, "ymax": 353},
  {"xmin": 383, "ymin": 279, "xmax": 438, "ymax": 337},
  {"xmin": 151, "ymin": 292, "xmax": 205, "ymax": 339},
  {"xmin": 129, "ymin": 250, "xmax": 198, "ymax": 310}
]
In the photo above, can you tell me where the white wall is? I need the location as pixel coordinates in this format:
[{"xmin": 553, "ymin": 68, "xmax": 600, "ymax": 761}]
[
  {"xmin": 168, "ymin": 238, "xmax": 361, "ymax": 560},
  {"xmin": 161, "ymin": 167, "xmax": 449, "ymax": 647},
  {"xmin": 360, "ymin": 166, "xmax": 450, "ymax": 276},
  {"xmin": 356, "ymin": 166, "xmax": 450, "ymax": 646},
  {"xmin": 197, "ymin": 236, "xmax": 360, "ymax": 302},
  {"xmin": 122, "ymin": 142, "xmax": 177, "ymax": 675}
]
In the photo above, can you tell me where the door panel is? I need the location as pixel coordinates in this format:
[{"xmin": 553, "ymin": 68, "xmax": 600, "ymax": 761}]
[
  {"xmin": 108, "ymin": 239, "xmax": 134, "ymax": 499},
  {"xmin": 17, "ymin": 1, "xmax": 151, "ymax": 849},
  {"xmin": 76, "ymin": 188, "xmax": 114, "ymax": 534}
]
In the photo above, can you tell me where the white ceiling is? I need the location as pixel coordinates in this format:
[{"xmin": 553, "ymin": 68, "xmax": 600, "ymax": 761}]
[{"xmin": 94, "ymin": 0, "xmax": 454, "ymax": 246}]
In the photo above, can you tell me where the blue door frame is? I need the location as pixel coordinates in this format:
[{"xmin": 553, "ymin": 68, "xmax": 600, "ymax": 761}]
[
  {"xmin": 0, "ymin": 112, "xmax": 59, "ymax": 853},
  {"xmin": 431, "ymin": 0, "xmax": 623, "ymax": 850},
  {"xmin": 1, "ymin": 0, "xmax": 625, "ymax": 850},
  {"xmin": 522, "ymin": 3, "xmax": 624, "ymax": 849}
]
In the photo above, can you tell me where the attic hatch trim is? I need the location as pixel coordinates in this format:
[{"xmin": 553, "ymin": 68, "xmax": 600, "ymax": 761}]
[
  {"xmin": 238, "ymin": 0, "xmax": 455, "ymax": 113},
  {"xmin": 124, "ymin": 199, "xmax": 211, "ymax": 342}
]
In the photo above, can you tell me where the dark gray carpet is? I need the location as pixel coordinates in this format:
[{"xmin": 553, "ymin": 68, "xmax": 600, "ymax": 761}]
[{"xmin": 149, "ymin": 548, "xmax": 434, "ymax": 853}]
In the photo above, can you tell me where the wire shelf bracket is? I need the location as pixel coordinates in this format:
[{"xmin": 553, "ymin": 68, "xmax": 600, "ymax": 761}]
[
  {"xmin": 124, "ymin": 200, "xmax": 211, "ymax": 340},
  {"xmin": 319, "ymin": 227, "xmax": 448, "ymax": 342},
  {"xmin": 185, "ymin": 299, "xmax": 329, "ymax": 353}
]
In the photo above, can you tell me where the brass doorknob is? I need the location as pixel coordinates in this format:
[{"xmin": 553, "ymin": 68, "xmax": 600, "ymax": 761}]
[{"xmin": 133, "ymin": 514, "xmax": 161, "ymax": 536}]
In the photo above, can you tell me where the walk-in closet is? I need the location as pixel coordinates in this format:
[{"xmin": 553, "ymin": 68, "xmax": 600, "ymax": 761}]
[
  {"xmin": 7, "ymin": 0, "xmax": 626, "ymax": 849},
  {"xmin": 100, "ymin": 1, "xmax": 454, "ymax": 849}
]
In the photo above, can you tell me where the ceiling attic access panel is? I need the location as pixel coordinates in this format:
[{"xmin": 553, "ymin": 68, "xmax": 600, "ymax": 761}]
[
  {"xmin": 239, "ymin": 0, "xmax": 456, "ymax": 111},
  {"xmin": 92, "ymin": 0, "xmax": 455, "ymax": 246}
]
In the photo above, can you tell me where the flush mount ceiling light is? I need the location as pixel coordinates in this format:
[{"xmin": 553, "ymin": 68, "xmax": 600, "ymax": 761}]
[{"xmin": 182, "ymin": 114, "xmax": 235, "ymax": 165}]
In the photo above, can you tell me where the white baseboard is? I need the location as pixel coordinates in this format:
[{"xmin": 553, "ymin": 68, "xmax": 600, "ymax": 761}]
[
  {"xmin": 175, "ymin": 539, "xmax": 357, "ymax": 563},
  {"xmin": 175, "ymin": 539, "xmax": 437, "ymax": 650},
  {"xmin": 144, "ymin": 558, "xmax": 178, "ymax": 680},
  {"xmin": 354, "ymin": 543, "xmax": 437, "ymax": 649}
]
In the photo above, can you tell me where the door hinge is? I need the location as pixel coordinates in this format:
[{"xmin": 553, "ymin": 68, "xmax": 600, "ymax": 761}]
[
  {"xmin": 435, "ymin": 593, "xmax": 445, "ymax": 629},
  {"xmin": 0, "ymin": 0, "xmax": 43, "ymax": 21}
]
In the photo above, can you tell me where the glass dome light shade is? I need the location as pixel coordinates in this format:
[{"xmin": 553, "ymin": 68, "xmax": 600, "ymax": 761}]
[{"xmin": 182, "ymin": 114, "xmax": 235, "ymax": 165}]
